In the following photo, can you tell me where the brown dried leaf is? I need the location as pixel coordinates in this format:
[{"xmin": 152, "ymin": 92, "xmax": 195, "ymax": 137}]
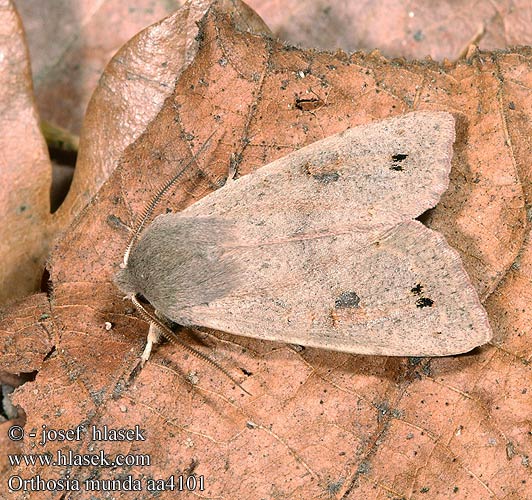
[
  {"xmin": 55, "ymin": 0, "xmax": 271, "ymax": 229},
  {"xmin": 2, "ymin": 3, "xmax": 531, "ymax": 499},
  {"xmin": 0, "ymin": 2, "xmax": 51, "ymax": 304},
  {"xmin": 0, "ymin": 293, "xmax": 53, "ymax": 374},
  {"xmin": 248, "ymin": 0, "xmax": 532, "ymax": 61},
  {"xmin": 15, "ymin": 0, "xmax": 183, "ymax": 135},
  {"xmin": 0, "ymin": 0, "xmax": 268, "ymax": 305}
]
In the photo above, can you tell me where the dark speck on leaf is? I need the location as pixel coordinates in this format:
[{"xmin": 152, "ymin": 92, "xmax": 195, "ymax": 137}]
[
  {"xmin": 295, "ymin": 97, "xmax": 322, "ymax": 111},
  {"xmin": 357, "ymin": 461, "xmax": 371, "ymax": 474},
  {"xmin": 326, "ymin": 479, "xmax": 343, "ymax": 495},
  {"xmin": 335, "ymin": 291, "xmax": 360, "ymax": 309},
  {"xmin": 413, "ymin": 30, "xmax": 424, "ymax": 42},
  {"xmin": 106, "ymin": 214, "xmax": 128, "ymax": 231},
  {"xmin": 408, "ymin": 357, "xmax": 423, "ymax": 366}
]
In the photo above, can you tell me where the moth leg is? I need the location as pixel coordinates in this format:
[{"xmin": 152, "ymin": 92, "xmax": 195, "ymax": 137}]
[
  {"xmin": 130, "ymin": 294, "xmax": 251, "ymax": 395},
  {"xmin": 140, "ymin": 320, "xmax": 162, "ymax": 366}
]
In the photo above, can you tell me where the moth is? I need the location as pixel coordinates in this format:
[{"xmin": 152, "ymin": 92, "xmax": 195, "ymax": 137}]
[{"xmin": 115, "ymin": 112, "xmax": 492, "ymax": 390}]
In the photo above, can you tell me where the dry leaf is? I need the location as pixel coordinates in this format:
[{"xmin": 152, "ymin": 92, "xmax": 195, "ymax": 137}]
[
  {"xmin": 247, "ymin": 0, "xmax": 532, "ymax": 61},
  {"xmin": 15, "ymin": 0, "xmax": 183, "ymax": 134},
  {"xmin": 0, "ymin": 0, "xmax": 269, "ymax": 305},
  {"xmin": 0, "ymin": 3, "xmax": 51, "ymax": 304},
  {"xmin": 1, "ymin": 2, "xmax": 531, "ymax": 499},
  {"xmin": 57, "ymin": 0, "xmax": 270, "ymax": 227}
]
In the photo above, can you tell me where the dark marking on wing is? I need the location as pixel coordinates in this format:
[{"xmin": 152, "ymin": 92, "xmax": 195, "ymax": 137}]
[
  {"xmin": 312, "ymin": 172, "xmax": 340, "ymax": 184},
  {"xmin": 390, "ymin": 153, "xmax": 409, "ymax": 171},
  {"xmin": 410, "ymin": 283, "xmax": 433, "ymax": 308},
  {"xmin": 302, "ymin": 157, "xmax": 341, "ymax": 184},
  {"xmin": 416, "ymin": 297, "xmax": 434, "ymax": 308},
  {"xmin": 335, "ymin": 291, "xmax": 361, "ymax": 308}
]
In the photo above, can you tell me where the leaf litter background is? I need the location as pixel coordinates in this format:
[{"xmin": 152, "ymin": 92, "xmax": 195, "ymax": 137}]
[{"xmin": 1, "ymin": 0, "xmax": 532, "ymax": 499}]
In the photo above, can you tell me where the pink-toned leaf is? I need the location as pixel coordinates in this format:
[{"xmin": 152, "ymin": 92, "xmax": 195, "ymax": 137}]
[
  {"xmin": 0, "ymin": 1, "xmax": 51, "ymax": 304},
  {"xmin": 248, "ymin": 0, "xmax": 532, "ymax": 61},
  {"xmin": 1, "ymin": 3, "xmax": 531, "ymax": 499}
]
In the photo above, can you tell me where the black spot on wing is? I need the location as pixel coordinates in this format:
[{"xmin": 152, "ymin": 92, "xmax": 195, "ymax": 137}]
[
  {"xmin": 390, "ymin": 153, "xmax": 408, "ymax": 171},
  {"xmin": 416, "ymin": 297, "xmax": 434, "ymax": 308},
  {"xmin": 410, "ymin": 283, "xmax": 433, "ymax": 308}
]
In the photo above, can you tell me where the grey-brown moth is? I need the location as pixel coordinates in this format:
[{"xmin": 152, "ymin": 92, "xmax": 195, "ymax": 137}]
[{"xmin": 115, "ymin": 112, "xmax": 492, "ymax": 389}]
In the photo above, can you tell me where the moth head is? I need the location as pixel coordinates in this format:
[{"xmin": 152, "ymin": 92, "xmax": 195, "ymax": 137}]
[
  {"xmin": 114, "ymin": 132, "xmax": 217, "ymax": 299},
  {"xmin": 114, "ymin": 265, "xmax": 139, "ymax": 296}
]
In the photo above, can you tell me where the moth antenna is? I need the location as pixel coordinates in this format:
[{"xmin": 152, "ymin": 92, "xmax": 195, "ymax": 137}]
[
  {"xmin": 123, "ymin": 131, "xmax": 217, "ymax": 267},
  {"xmin": 130, "ymin": 295, "xmax": 251, "ymax": 395}
]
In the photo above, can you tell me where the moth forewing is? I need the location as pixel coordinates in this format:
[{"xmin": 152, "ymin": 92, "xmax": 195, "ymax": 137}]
[{"xmin": 115, "ymin": 112, "xmax": 492, "ymax": 389}]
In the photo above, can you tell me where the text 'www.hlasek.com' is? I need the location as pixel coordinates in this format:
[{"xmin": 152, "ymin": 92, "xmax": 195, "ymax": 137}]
[{"xmin": 6, "ymin": 424, "xmax": 205, "ymax": 493}]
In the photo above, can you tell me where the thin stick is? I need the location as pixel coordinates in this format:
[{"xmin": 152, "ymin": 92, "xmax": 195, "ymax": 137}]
[
  {"xmin": 130, "ymin": 295, "xmax": 251, "ymax": 396},
  {"xmin": 123, "ymin": 131, "xmax": 217, "ymax": 266}
]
